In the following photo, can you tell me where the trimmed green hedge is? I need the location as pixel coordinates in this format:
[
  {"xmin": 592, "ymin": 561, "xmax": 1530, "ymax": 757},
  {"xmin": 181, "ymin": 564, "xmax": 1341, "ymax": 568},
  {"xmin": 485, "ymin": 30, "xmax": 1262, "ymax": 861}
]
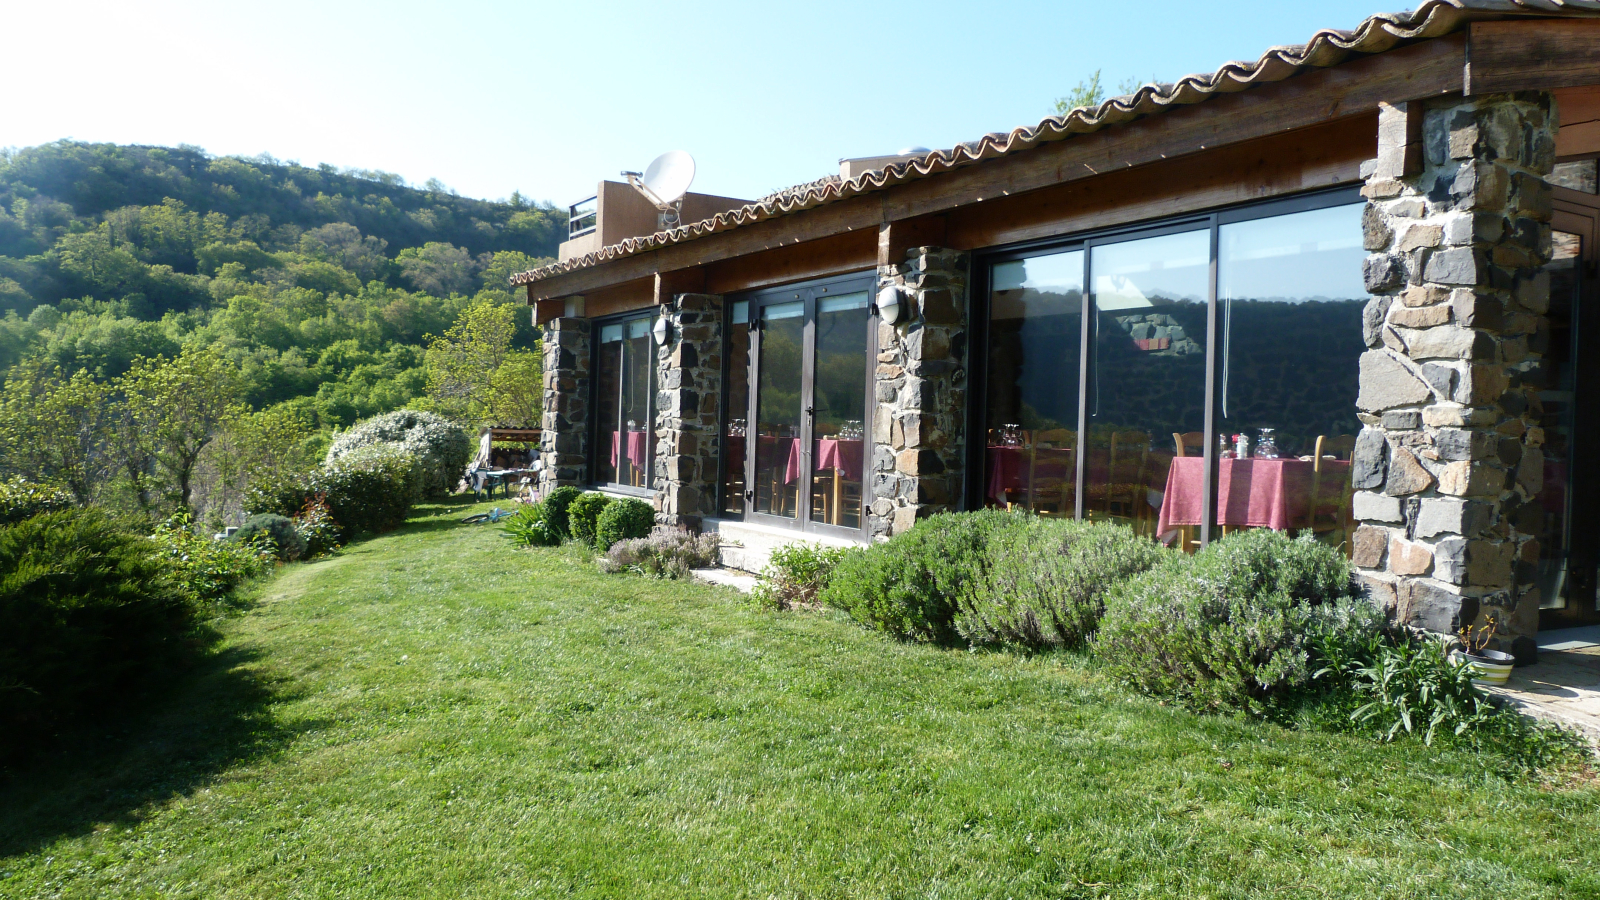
[
  {"xmin": 596, "ymin": 498, "xmax": 654, "ymax": 550},
  {"xmin": 568, "ymin": 493, "xmax": 613, "ymax": 548}
]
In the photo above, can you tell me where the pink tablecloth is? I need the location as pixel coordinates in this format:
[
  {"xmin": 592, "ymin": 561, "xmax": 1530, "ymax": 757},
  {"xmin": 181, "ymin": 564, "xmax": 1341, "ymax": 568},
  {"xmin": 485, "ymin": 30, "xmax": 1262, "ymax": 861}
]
[
  {"xmin": 751, "ymin": 436, "xmax": 864, "ymax": 484},
  {"xmin": 986, "ymin": 446, "xmax": 1075, "ymax": 505},
  {"xmin": 811, "ymin": 438, "xmax": 862, "ymax": 483},
  {"xmin": 1157, "ymin": 456, "xmax": 1350, "ymax": 534},
  {"xmin": 609, "ymin": 430, "xmax": 650, "ymax": 468},
  {"xmin": 986, "ymin": 447, "xmax": 1028, "ymax": 502}
]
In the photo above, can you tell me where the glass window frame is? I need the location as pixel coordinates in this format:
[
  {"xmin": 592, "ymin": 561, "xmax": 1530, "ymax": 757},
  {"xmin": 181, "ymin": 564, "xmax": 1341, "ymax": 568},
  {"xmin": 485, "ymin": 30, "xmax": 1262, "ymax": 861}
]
[
  {"xmin": 966, "ymin": 185, "xmax": 1363, "ymax": 545},
  {"xmin": 718, "ymin": 271, "xmax": 878, "ymax": 539},
  {"xmin": 588, "ymin": 308, "xmax": 659, "ymax": 497}
]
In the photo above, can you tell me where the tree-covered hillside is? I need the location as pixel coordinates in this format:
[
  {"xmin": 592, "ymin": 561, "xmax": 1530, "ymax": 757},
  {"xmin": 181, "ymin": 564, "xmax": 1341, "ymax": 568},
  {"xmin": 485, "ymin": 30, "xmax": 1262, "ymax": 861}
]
[{"xmin": 0, "ymin": 141, "xmax": 562, "ymax": 423}]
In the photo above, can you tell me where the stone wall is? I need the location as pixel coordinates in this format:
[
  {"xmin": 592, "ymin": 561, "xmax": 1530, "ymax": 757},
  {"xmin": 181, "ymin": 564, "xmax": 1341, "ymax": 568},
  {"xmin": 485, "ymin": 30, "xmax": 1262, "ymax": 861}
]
[
  {"xmin": 652, "ymin": 293, "xmax": 724, "ymax": 529},
  {"xmin": 869, "ymin": 247, "xmax": 969, "ymax": 539},
  {"xmin": 1354, "ymin": 93, "xmax": 1556, "ymax": 661},
  {"xmin": 536, "ymin": 316, "xmax": 591, "ymax": 500}
]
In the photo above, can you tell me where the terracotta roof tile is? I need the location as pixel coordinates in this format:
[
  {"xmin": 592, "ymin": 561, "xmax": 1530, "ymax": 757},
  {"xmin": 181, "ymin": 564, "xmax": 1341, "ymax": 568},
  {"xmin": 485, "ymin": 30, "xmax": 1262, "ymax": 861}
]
[{"xmin": 512, "ymin": 0, "xmax": 1600, "ymax": 287}]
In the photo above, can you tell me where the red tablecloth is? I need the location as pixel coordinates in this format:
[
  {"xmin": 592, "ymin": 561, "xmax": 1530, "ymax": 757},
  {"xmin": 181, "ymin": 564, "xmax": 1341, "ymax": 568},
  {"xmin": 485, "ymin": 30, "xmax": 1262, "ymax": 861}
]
[
  {"xmin": 810, "ymin": 438, "xmax": 862, "ymax": 483},
  {"xmin": 725, "ymin": 435, "xmax": 745, "ymax": 475},
  {"xmin": 987, "ymin": 447, "xmax": 1029, "ymax": 501},
  {"xmin": 609, "ymin": 430, "xmax": 650, "ymax": 468},
  {"xmin": 1157, "ymin": 456, "xmax": 1350, "ymax": 534},
  {"xmin": 986, "ymin": 446, "xmax": 1075, "ymax": 504}
]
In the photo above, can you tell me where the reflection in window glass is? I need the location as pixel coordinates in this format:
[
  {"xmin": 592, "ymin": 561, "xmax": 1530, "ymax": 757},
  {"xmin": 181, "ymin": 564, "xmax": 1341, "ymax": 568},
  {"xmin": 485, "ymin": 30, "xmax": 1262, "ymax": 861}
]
[
  {"xmin": 593, "ymin": 314, "xmax": 654, "ymax": 488},
  {"xmin": 1089, "ymin": 230, "xmax": 1209, "ymax": 539},
  {"xmin": 721, "ymin": 300, "xmax": 750, "ymax": 516},
  {"xmin": 754, "ymin": 301, "xmax": 804, "ymax": 518},
  {"xmin": 1536, "ymin": 232, "xmax": 1581, "ymax": 610},
  {"xmin": 985, "ymin": 250, "xmax": 1082, "ymax": 515},
  {"xmin": 1215, "ymin": 204, "xmax": 1364, "ymax": 548},
  {"xmin": 811, "ymin": 293, "xmax": 869, "ymax": 528}
]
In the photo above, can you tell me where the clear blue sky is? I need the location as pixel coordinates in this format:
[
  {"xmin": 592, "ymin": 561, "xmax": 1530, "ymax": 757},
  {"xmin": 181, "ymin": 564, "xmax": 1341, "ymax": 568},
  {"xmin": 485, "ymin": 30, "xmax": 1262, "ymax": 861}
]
[{"xmin": 5, "ymin": 0, "xmax": 1401, "ymax": 208}]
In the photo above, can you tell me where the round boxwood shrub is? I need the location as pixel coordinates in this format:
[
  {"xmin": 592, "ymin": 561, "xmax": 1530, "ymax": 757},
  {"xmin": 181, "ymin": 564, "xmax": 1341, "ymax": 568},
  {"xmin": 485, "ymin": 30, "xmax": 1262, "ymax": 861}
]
[
  {"xmin": 820, "ymin": 509, "xmax": 1032, "ymax": 644},
  {"xmin": 231, "ymin": 513, "xmax": 307, "ymax": 561},
  {"xmin": 955, "ymin": 519, "xmax": 1168, "ymax": 651},
  {"xmin": 542, "ymin": 485, "xmax": 583, "ymax": 538},
  {"xmin": 0, "ymin": 509, "xmax": 196, "ymax": 763},
  {"xmin": 0, "ymin": 477, "xmax": 74, "ymax": 526},
  {"xmin": 595, "ymin": 498, "xmax": 655, "ymax": 550},
  {"xmin": 309, "ymin": 444, "xmax": 420, "ymax": 535},
  {"xmin": 1096, "ymin": 528, "xmax": 1383, "ymax": 716},
  {"xmin": 323, "ymin": 409, "xmax": 470, "ymax": 499},
  {"xmin": 567, "ymin": 492, "xmax": 613, "ymax": 548}
]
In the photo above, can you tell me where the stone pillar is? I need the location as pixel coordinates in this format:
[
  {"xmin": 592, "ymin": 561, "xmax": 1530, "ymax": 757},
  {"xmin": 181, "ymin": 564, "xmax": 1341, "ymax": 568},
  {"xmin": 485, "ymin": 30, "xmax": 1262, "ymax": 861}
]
[
  {"xmin": 1353, "ymin": 92, "xmax": 1555, "ymax": 662},
  {"xmin": 652, "ymin": 293, "xmax": 724, "ymax": 529},
  {"xmin": 868, "ymin": 247, "xmax": 969, "ymax": 539},
  {"xmin": 536, "ymin": 316, "xmax": 591, "ymax": 500}
]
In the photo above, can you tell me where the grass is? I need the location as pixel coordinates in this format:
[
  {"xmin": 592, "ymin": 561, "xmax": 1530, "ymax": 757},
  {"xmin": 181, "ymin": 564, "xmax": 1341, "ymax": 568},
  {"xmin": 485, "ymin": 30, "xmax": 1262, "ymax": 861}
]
[{"xmin": 2, "ymin": 499, "xmax": 1598, "ymax": 899}]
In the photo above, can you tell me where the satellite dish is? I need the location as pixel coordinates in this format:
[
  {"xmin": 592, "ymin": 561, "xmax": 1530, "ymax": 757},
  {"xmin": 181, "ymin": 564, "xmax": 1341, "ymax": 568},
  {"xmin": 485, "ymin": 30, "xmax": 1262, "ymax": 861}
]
[
  {"xmin": 641, "ymin": 150, "xmax": 694, "ymax": 206},
  {"xmin": 623, "ymin": 150, "xmax": 695, "ymax": 230}
]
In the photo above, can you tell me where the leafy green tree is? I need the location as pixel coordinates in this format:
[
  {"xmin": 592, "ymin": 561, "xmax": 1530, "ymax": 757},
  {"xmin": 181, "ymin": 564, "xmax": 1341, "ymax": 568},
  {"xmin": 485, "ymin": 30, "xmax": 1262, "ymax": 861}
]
[
  {"xmin": 423, "ymin": 299, "xmax": 539, "ymax": 425},
  {"xmin": 397, "ymin": 242, "xmax": 479, "ymax": 296},
  {"xmin": 0, "ymin": 361, "xmax": 114, "ymax": 503},
  {"xmin": 1053, "ymin": 72, "xmax": 1157, "ymax": 115},
  {"xmin": 119, "ymin": 346, "xmax": 246, "ymax": 513}
]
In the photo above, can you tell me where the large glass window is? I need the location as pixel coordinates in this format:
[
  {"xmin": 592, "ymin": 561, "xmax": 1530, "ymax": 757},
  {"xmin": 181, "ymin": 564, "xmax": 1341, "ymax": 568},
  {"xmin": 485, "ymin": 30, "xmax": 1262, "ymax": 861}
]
[
  {"xmin": 980, "ymin": 193, "xmax": 1365, "ymax": 551},
  {"xmin": 1089, "ymin": 230, "xmax": 1210, "ymax": 538},
  {"xmin": 810, "ymin": 293, "xmax": 870, "ymax": 529},
  {"xmin": 753, "ymin": 301, "xmax": 805, "ymax": 517},
  {"xmin": 985, "ymin": 250, "xmax": 1082, "ymax": 515},
  {"xmin": 1211, "ymin": 204, "xmax": 1366, "ymax": 544},
  {"xmin": 593, "ymin": 314, "xmax": 655, "ymax": 488},
  {"xmin": 721, "ymin": 300, "xmax": 750, "ymax": 516},
  {"xmin": 1537, "ymin": 231, "xmax": 1581, "ymax": 612}
]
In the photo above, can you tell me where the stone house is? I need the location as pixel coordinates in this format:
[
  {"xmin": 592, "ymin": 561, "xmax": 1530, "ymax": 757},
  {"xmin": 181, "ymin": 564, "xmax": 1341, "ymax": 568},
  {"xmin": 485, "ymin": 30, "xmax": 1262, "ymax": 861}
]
[{"xmin": 514, "ymin": 1, "xmax": 1600, "ymax": 660}]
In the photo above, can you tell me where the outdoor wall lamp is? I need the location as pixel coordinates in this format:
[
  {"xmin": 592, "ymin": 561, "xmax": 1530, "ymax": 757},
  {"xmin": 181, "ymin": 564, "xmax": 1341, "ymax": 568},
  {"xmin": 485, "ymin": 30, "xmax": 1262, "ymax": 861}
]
[
  {"xmin": 652, "ymin": 314, "xmax": 671, "ymax": 345},
  {"xmin": 875, "ymin": 285, "xmax": 905, "ymax": 325}
]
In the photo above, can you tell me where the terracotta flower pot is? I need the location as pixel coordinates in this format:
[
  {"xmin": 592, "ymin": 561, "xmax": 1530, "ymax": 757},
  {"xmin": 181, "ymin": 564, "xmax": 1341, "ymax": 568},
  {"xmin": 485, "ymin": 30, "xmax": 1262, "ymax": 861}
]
[{"xmin": 1450, "ymin": 648, "xmax": 1515, "ymax": 686}]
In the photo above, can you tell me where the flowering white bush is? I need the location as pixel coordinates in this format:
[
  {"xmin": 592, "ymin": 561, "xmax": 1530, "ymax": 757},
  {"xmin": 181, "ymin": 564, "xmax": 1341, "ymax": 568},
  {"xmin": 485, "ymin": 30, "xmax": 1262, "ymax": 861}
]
[{"xmin": 323, "ymin": 409, "xmax": 471, "ymax": 499}]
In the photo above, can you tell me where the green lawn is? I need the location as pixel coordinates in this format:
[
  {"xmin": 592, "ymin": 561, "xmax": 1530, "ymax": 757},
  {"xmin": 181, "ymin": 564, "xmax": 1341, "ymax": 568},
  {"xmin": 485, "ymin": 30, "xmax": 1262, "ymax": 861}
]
[{"xmin": 2, "ymin": 500, "xmax": 1598, "ymax": 899}]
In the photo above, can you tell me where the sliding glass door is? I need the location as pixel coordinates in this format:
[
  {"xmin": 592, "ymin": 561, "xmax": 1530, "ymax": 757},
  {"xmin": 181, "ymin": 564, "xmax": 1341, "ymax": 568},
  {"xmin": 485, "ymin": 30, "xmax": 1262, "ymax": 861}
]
[
  {"xmin": 728, "ymin": 275, "xmax": 874, "ymax": 537},
  {"xmin": 973, "ymin": 188, "xmax": 1367, "ymax": 551}
]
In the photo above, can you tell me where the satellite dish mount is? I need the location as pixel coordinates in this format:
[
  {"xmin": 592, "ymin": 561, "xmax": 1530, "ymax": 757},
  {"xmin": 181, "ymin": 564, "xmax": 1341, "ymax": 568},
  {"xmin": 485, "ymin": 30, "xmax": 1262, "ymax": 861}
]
[{"xmin": 623, "ymin": 150, "xmax": 695, "ymax": 231}]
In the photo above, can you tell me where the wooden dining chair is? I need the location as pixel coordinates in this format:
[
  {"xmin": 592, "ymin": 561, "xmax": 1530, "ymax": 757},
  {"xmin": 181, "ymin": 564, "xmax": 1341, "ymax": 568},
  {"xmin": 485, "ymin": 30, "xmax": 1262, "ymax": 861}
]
[
  {"xmin": 1172, "ymin": 431, "xmax": 1205, "ymax": 457},
  {"xmin": 1310, "ymin": 434, "xmax": 1358, "ymax": 551},
  {"xmin": 1030, "ymin": 428, "xmax": 1074, "ymax": 516},
  {"xmin": 1106, "ymin": 430, "xmax": 1153, "ymax": 534}
]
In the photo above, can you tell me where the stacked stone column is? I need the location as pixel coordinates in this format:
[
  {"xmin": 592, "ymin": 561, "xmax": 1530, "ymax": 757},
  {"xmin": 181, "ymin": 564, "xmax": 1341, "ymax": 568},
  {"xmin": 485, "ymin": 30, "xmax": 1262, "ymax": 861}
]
[
  {"xmin": 652, "ymin": 293, "xmax": 724, "ymax": 529},
  {"xmin": 868, "ymin": 248, "xmax": 968, "ymax": 539},
  {"xmin": 1353, "ymin": 92, "xmax": 1555, "ymax": 662},
  {"xmin": 535, "ymin": 317, "xmax": 591, "ymax": 500}
]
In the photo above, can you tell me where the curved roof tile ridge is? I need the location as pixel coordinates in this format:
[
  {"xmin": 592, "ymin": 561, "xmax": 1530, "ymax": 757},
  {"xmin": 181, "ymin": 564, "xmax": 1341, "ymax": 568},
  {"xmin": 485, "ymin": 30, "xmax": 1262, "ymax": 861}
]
[{"xmin": 513, "ymin": 0, "xmax": 1600, "ymax": 287}]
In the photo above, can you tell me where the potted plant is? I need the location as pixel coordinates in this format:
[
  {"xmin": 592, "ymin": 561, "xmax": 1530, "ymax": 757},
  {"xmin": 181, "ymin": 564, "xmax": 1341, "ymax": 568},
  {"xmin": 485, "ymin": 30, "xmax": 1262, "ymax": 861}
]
[{"xmin": 1448, "ymin": 615, "xmax": 1515, "ymax": 686}]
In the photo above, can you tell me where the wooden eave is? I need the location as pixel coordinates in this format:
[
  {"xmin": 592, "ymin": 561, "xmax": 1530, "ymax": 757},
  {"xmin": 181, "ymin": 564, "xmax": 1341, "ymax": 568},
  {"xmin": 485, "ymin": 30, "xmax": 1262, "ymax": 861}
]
[{"xmin": 526, "ymin": 18, "xmax": 1600, "ymax": 306}]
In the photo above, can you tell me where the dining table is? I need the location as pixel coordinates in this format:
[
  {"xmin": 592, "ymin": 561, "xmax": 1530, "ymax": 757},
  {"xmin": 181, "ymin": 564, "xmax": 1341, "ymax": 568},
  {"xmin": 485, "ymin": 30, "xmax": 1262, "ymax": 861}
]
[
  {"xmin": 985, "ymin": 445, "xmax": 1074, "ymax": 507},
  {"xmin": 1156, "ymin": 455, "xmax": 1351, "ymax": 535},
  {"xmin": 609, "ymin": 429, "xmax": 651, "ymax": 471}
]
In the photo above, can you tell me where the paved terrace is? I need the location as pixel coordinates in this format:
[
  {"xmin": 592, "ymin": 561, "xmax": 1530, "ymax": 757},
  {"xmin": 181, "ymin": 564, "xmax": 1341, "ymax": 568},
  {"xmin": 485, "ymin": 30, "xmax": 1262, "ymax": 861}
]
[{"xmin": 1490, "ymin": 626, "xmax": 1600, "ymax": 745}]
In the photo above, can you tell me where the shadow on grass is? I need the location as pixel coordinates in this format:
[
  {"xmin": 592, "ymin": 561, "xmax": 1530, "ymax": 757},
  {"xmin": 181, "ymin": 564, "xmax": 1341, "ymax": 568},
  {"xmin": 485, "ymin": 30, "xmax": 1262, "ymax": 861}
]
[{"xmin": 0, "ymin": 642, "xmax": 321, "ymax": 860}]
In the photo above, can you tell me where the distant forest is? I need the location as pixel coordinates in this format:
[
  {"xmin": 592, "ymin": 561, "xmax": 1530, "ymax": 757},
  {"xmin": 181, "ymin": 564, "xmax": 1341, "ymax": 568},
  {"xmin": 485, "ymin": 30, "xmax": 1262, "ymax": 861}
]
[{"xmin": 0, "ymin": 141, "xmax": 563, "ymax": 424}]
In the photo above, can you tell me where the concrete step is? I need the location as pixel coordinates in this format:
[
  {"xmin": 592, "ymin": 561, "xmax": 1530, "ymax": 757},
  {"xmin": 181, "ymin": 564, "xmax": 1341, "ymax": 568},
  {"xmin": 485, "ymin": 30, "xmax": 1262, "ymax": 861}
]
[
  {"xmin": 689, "ymin": 567, "xmax": 759, "ymax": 593},
  {"xmin": 700, "ymin": 517, "xmax": 865, "ymax": 574}
]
